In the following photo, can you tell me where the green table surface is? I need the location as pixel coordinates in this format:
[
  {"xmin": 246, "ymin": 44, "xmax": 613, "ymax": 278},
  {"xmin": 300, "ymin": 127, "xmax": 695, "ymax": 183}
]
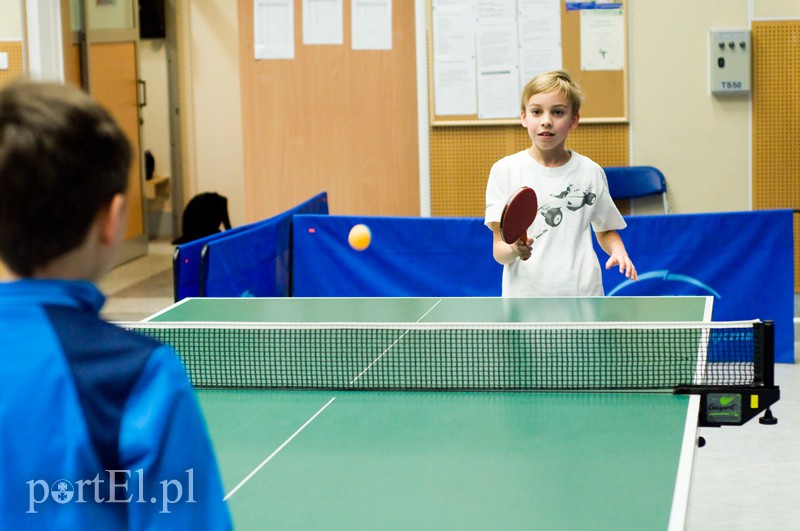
[
  {"xmin": 199, "ymin": 390, "xmax": 697, "ymax": 530},
  {"xmin": 148, "ymin": 296, "xmax": 713, "ymax": 324}
]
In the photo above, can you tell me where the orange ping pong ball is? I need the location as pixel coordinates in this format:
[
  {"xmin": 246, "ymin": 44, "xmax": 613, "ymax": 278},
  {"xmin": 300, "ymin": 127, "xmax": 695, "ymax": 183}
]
[{"xmin": 348, "ymin": 224, "xmax": 371, "ymax": 251}]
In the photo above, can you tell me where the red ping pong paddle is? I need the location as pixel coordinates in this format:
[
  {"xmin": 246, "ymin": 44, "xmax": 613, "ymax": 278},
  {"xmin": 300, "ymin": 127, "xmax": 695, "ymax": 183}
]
[{"xmin": 500, "ymin": 186, "xmax": 538, "ymax": 245}]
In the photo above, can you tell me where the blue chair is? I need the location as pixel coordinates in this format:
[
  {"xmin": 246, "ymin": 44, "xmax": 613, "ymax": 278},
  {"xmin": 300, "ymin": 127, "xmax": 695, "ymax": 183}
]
[{"xmin": 603, "ymin": 166, "xmax": 669, "ymax": 214}]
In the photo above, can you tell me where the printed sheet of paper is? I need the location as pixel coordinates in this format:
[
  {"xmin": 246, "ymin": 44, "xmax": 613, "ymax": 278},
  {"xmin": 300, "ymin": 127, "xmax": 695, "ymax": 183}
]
[
  {"xmin": 517, "ymin": 0, "xmax": 562, "ymax": 85},
  {"xmin": 477, "ymin": 68, "xmax": 519, "ymax": 119},
  {"xmin": 352, "ymin": 0, "xmax": 392, "ymax": 50},
  {"xmin": 432, "ymin": 2, "xmax": 476, "ymax": 58},
  {"xmin": 476, "ymin": 0, "xmax": 519, "ymax": 118},
  {"xmin": 432, "ymin": 1, "xmax": 477, "ymax": 115},
  {"xmin": 580, "ymin": 8, "xmax": 624, "ymax": 70},
  {"xmin": 254, "ymin": 0, "xmax": 295, "ymax": 59},
  {"xmin": 434, "ymin": 58, "xmax": 478, "ymax": 116},
  {"xmin": 303, "ymin": 0, "xmax": 343, "ymax": 45}
]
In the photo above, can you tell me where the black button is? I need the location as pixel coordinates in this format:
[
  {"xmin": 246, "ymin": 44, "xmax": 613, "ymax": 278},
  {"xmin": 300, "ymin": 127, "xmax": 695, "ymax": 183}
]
[{"xmin": 718, "ymin": 57, "xmax": 725, "ymax": 68}]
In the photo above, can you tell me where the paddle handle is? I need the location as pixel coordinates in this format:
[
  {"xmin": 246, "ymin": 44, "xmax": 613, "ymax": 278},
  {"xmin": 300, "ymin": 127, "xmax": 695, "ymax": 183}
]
[{"xmin": 519, "ymin": 230, "xmax": 530, "ymax": 261}]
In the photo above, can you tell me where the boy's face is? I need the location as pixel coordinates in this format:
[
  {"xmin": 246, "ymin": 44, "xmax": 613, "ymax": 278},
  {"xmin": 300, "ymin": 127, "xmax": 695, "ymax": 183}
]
[{"xmin": 520, "ymin": 90, "xmax": 579, "ymax": 155}]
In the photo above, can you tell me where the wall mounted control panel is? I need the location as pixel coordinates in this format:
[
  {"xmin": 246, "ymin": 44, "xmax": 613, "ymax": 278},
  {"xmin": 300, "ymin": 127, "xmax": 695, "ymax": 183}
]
[{"xmin": 709, "ymin": 29, "xmax": 751, "ymax": 95}]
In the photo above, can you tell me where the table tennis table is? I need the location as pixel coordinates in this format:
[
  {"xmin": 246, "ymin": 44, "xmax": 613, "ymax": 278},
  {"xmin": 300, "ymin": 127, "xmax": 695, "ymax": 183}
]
[{"xmin": 137, "ymin": 296, "xmax": 778, "ymax": 530}]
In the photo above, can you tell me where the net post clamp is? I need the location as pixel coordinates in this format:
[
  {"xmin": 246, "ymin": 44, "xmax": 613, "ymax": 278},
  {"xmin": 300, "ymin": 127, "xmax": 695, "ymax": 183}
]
[{"xmin": 674, "ymin": 385, "xmax": 780, "ymax": 427}]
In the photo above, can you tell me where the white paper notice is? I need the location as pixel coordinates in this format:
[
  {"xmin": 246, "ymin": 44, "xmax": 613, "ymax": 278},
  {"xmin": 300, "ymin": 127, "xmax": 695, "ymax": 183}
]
[
  {"xmin": 303, "ymin": 0, "xmax": 343, "ymax": 45},
  {"xmin": 352, "ymin": 0, "xmax": 392, "ymax": 50},
  {"xmin": 477, "ymin": 68, "xmax": 519, "ymax": 119},
  {"xmin": 254, "ymin": 0, "xmax": 295, "ymax": 59},
  {"xmin": 435, "ymin": 58, "xmax": 478, "ymax": 116},
  {"xmin": 432, "ymin": 3, "xmax": 476, "ymax": 59},
  {"xmin": 580, "ymin": 8, "xmax": 624, "ymax": 71},
  {"xmin": 476, "ymin": 0, "xmax": 516, "ymax": 65},
  {"xmin": 517, "ymin": 0, "xmax": 562, "ymax": 85},
  {"xmin": 476, "ymin": 0, "xmax": 519, "ymax": 118},
  {"xmin": 432, "ymin": 1, "xmax": 477, "ymax": 116},
  {"xmin": 476, "ymin": 21, "xmax": 517, "ymax": 71}
]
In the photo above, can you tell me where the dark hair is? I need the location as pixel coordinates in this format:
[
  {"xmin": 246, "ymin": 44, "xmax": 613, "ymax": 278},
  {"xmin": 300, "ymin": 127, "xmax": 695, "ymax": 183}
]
[{"xmin": 0, "ymin": 81, "xmax": 132, "ymax": 276}]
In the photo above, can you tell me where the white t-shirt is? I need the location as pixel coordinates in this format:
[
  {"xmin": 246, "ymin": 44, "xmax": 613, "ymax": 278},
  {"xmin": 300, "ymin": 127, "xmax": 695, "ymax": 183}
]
[{"xmin": 485, "ymin": 149, "xmax": 626, "ymax": 297}]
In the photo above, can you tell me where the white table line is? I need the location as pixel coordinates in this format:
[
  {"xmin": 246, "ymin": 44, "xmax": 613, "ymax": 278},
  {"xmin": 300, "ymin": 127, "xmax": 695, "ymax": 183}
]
[{"xmin": 223, "ymin": 396, "xmax": 337, "ymax": 501}]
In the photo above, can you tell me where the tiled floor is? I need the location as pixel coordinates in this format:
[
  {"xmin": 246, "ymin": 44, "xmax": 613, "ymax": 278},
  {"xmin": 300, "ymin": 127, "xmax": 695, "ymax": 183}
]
[
  {"xmin": 100, "ymin": 242, "xmax": 800, "ymax": 530},
  {"xmin": 99, "ymin": 239, "xmax": 175, "ymax": 322}
]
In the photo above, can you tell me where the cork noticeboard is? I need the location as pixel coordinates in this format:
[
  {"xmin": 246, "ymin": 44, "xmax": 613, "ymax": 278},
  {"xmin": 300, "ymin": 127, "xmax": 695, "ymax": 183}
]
[
  {"xmin": 428, "ymin": 3, "xmax": 630, "ymax": 217},
  {"xmin": 429, "ymin": 3, "xmax": 628, "ymax": 125},
  {"xmin": 0, "ymin": 41, "xmax": 24, "ymax": 88}
]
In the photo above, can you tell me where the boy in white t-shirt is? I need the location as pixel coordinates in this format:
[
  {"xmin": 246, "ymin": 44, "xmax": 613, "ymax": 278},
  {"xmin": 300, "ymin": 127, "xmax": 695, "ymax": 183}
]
[{"xmin": 485, "ymin": 70, "xmax": 638, "ymax": 297}]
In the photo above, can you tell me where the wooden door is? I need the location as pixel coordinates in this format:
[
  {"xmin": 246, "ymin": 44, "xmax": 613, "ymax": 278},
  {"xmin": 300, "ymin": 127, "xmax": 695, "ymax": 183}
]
[{"xmin": 66, "ymin": 0, "xmax": 146, "ymax": 261}]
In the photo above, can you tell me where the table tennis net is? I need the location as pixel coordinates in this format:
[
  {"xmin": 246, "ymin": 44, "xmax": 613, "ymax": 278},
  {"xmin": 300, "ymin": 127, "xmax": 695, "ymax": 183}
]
[{"xmin": 120, "ymin": 320, "xmax": 772, "ymax": 391}]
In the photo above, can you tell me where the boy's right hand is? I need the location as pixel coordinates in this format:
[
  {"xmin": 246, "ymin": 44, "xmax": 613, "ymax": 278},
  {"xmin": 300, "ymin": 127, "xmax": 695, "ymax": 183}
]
[{"xmin": 512, "ymin": 237, "xmax": 533, "ymax": 261}]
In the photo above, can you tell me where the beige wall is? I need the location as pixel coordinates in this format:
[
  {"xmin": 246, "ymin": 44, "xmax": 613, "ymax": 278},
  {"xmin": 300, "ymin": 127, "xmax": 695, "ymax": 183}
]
[
  {"xmin": 629, "ymin": 0, "xmax": 749, "ymax": 214},
  {"xmin": 177, "ymin": 0, "xmax": 245, "ymax": 227},
  {"xmin": 754, "ymin": 0, "xmax": 800, "ymax": 18},
  {"xmin": 0, "ymin": 1, "xmax": 22, "ymax": 39}
]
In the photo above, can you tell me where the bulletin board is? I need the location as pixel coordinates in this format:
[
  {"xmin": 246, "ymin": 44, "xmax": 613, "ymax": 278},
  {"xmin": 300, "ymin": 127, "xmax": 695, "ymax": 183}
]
[
  {"xmin": 428, "ymin": 2, "xmax": 630, "ymax": 217},
  {"xmin": 428, "ymin": 2, "xmax": 628, "ymax": 125}
]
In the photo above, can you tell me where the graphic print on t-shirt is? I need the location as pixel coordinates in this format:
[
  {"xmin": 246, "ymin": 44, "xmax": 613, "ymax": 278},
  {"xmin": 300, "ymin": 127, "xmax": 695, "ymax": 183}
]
[{"xmin": 532, "ymin": 183, "xmax": 596, "ymax": 238}]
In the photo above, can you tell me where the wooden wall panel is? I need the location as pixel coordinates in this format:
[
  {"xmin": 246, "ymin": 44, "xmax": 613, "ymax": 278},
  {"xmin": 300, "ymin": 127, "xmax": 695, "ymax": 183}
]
[{"xmin": 238, "ymin": 1, "xmax": 419, "ymax": 220}]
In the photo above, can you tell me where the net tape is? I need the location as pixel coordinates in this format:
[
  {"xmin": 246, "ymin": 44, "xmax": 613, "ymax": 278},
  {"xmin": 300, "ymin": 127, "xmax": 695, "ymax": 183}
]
[{"xmin": 120, "ymin": 320, "xmax": 765, "ymax": 391}]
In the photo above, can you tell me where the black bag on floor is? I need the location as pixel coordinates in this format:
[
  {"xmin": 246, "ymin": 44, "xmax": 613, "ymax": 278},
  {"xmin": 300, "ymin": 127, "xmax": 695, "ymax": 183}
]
[{"xmin": 172, "ymin": 192, "xmax": 232, "ymax": 244}]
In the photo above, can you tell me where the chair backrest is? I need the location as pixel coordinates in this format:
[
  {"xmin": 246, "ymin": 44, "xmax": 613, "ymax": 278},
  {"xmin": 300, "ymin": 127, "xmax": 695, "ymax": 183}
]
[{"xmin": 604, "ymin": 166, "xmax": 669, "ymax": 213}]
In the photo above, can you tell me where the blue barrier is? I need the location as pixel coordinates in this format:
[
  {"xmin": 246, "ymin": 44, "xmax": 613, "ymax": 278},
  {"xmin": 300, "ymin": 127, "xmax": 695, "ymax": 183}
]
[
  {"xmin": 201, "ymin": 192, "xmax": 329, "ymax": 297},
  {"xmin": 593, "ymin": 210, "xmax": 794, "ymax": 362},
  {"xmin": 173, "ymin": 226, "xmax": 256, "ymax": 301},
  {"xmin": 292, "ymin": 215, "xmax": 502, "ymax": 297}
]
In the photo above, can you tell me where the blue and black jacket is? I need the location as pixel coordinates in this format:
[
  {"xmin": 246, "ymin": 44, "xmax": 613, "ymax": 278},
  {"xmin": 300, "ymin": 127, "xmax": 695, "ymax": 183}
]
[{"xmin": 0, "ymin": 280, "xmax": 231, "ymax": 529}]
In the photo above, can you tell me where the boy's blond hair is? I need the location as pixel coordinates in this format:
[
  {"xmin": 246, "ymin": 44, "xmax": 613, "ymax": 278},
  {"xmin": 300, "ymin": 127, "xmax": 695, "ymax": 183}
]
[{"xmin": 520, "ymin": 70, "xmax": 585, "ymax": 115}]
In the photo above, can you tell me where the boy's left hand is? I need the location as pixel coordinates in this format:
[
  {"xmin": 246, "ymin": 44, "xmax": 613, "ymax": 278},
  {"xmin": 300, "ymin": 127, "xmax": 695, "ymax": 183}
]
[{"xmin": 605, "ymin": 253, "xmax": 638, "ymax": 281}]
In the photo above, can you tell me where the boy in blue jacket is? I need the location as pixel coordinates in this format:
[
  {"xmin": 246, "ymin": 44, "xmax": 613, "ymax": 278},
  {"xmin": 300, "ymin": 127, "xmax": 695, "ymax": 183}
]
[{"xmin": 0, "ymin": 81, "xmax": 231, "ymax": 529}]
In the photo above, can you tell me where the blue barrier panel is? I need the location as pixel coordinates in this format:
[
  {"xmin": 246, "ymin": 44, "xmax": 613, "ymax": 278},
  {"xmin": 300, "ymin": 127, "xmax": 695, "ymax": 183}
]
[
  {"xmin": 201, "ymin": 220, "xmax": 280, "ymax": 297},
  {"xmin": 201, "ymin": 192, "xmax": 329, "ymax": 297},
  {"xmin": 173, "ymin": 225, "xmax": 256, "ymax": 301},
  {"xmin": 594, "ymin": 209, "xmax": 794, "ymax": 363},
  {"xmin": 292, "ymin": 215, "xmax": 502, "ymax": 297}
]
